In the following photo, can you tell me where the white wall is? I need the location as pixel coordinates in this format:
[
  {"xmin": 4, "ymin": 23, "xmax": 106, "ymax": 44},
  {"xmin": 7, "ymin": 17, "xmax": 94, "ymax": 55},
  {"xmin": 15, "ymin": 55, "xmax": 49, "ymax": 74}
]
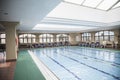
[{"xmin": 0, "ymin": 0, "xmax": 62, "ymax": 29}]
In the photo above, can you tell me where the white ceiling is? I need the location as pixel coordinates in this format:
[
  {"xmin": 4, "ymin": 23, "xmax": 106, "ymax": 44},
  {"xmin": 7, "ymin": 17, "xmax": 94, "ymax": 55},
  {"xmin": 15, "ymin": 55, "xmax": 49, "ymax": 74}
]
[
  {"xmin": 0, "ymin": 0, "xmax": 61, "ymax": 30},
  {"xmin": 46, "ymin": 2, "xmax": 120, "ymax": 23},
  {"xmin": 0, "ymin": 0, "xmax": 120, "ymax": 33}
]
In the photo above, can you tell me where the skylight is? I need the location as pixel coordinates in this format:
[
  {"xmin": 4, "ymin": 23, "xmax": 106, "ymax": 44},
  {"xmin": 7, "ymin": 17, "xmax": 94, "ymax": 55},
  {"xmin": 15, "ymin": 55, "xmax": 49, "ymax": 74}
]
[
  {"xmin": 97, "ymin": 0, "xmax": 118, "ymax": 10},
  {"xmin": 64, "ymin": 0, "xmax": 84, "ymax": 5},
  {"xmin": 112, "ymin": 2, "xmax": 120, "ymax": 9},
  {"xmin": 63, "ymin": 0, "xmax": 120, "ymax": 11},
  {"xmin": 83, "ymin": 0, "xmax": 103, "ymax": 8},
  {"xmin": 33, "ymin": 24, "xmax": 96, "ymax": 31}
]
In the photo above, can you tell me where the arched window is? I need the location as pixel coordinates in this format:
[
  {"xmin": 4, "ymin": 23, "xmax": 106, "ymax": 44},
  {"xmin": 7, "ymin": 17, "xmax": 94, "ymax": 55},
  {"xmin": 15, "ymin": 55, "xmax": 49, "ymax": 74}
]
[
  {"xmin": 56, "ymin": 34, "xmax": 69, "ymax": 42},
  {"xmin": 19, "ymin": 34, "xmax": 36, "ymax": 43},
  {"xmin": 95, "ymin": 31, "xmax": 114, "ymax": 41},
  {"xmin": 95, "ymin": 31, "xmax": 104, "ymax": 41},
  {"xmin": 39, "ymin": 34, "xmax": 53, "ymax": 43},
  {"xmin": 0, "ymin": 33, "xmax": 6, "ymax": 44},
  {"xmin": 82, "ymin": 33, "xmax": 91, "ymax": 42}
]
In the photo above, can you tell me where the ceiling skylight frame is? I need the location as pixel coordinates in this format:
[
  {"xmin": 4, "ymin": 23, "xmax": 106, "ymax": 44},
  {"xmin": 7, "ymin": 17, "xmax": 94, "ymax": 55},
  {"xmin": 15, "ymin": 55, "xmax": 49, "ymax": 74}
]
[
  {"xmin": 62, "ymin": 0, "xmax": 120, "ymax": 11},
  {"xmin": 82, "ymin": 0, "xmax": 103, "ymax": 8},
  {"xmin": 96, "ymin": 0, "xmax": 119, "ymax": 10},
  {"xmin": 63, "ymin": 0, "xmax": 85, "ymax": 5},
  {"xmin": 112, "ymin": 1, "xmax": 120, "ymax": 9}
]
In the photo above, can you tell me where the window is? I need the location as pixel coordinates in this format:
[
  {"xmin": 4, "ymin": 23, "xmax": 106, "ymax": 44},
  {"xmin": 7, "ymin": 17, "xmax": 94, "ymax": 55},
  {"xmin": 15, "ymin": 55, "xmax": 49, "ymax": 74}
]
[
  {"xmin": 83, "ymin": 0, "xmax": 103, "ymax": 8},
  {"xmin": 56, "ymin": 34, "xmax": 69, "ymax": 42},
  {"xmin": 95, "ymin": 31, "xmax": 114, "ymax": 41},
  {"xmin": 112, "ymin": 2, "xmax": 120, "ymax": 9},
  {"xmin": 19, "ymin": 34, "xmax": 36, "ymax": 43},
  {"xmin": 0, "ymin": 34, "xmax": 6, "ymax": 44},
  {"xmin": 39, "ymin": 34, "xmax": 53, "ymax": 43},
  {"xmin": 63, "ymin": 0, "xmax": 119, "ymax": 11},
  {"xmin": 64, "ymin": 0, "xmax": 84, "ymax": 5},
  {"xmin": 82, "ymin": 33, "xmax": 91, "ymax": 42},
  {"xmin": 97, "ymin": 0, "xmax": 118, "ymax": 10}
]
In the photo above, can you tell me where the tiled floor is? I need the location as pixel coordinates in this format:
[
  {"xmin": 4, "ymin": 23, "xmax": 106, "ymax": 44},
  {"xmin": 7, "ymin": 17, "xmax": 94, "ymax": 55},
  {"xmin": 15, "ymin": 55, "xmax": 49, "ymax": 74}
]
[{"xmin": 0, "ymin": 52, "xmax": 16, "ymax": 80}]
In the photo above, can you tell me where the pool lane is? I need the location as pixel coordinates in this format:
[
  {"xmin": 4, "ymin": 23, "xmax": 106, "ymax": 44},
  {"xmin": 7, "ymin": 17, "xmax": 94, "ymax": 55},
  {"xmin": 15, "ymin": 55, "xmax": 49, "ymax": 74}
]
[
  {"xmin": 58, "ymin": 51, "xmax": 120, "ymax": 80},
  {"xmin": 65, "ymin": 49, "xmax": 120, "ymax": 68},
  {"xmin": 33, "ymin": 47, "xmax": 120, "ymax": 80},
  {"xmin": 66, "ymin": 47, "xmax": 120, "ymax": 66},
  {"xmin": 33, "ymin": 49, "xmax": 79, "ymax": 80},
  {"xmin": 69, "ymin": 46, "xmax": 120, "ymax": 59},
  {"xmin": 49, "ymin": 47, "xmax": 120, "ymax": 80}
]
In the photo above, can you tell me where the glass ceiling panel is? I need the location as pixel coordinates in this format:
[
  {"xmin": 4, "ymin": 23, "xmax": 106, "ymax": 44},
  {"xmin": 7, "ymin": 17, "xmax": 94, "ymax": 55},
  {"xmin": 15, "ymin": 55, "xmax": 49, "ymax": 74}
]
[
  {"xmin": 97, "ymin": 0, "xmax": 118, "ymax": 10},
  {"xmin": 64, "ymin": 0, "xmax": 84, "ymax": 5},
  {"xmin": 82, "ymin": 0, "xmax": 103, "ymax": 8},
  {"xmin": 112, "ymin": 2, "xmax": 120, "ymax": 9}
]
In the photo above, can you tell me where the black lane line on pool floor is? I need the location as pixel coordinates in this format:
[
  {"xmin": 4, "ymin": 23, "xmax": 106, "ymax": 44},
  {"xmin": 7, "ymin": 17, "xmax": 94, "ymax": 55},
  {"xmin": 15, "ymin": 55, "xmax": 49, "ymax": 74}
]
[
  {"xmin": 70, "ymin": 47, "xmax": 120, "ymax": 59},
  {"xmin": 43, "ymin": 49, "xmax": 120, "ymax": 80},
  {"xmin": 57, "ymin": 48, "xmax": 120, "ymax": 68},
  {"xmin": 65, "ymin": 49, "xmax": 120, "ymax": 67},
  {"xmin": 59, "ymin": 53, "xmax": 120, "ymax": 80},
  {"xmin": 64, "ymin": 49, "xmax": 120, "ymax": 68},
  {"xmin": 45, "ymin": 54, "xmax": 82, "ymax": 80},
  {"xmin": 39, "ymin": 48, "xmax": 120, "ymax": 80},
  {"xmin": 46, "ymin": 48, "xmax": 120, "ymax": 80}
]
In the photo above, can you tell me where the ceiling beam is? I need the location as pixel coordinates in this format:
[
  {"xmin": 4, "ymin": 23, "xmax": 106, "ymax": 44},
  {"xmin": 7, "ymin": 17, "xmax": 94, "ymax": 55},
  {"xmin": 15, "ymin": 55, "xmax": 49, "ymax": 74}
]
[{"xmin": 107, "ymin": 0, "xmax": 120, "ymax": 11}]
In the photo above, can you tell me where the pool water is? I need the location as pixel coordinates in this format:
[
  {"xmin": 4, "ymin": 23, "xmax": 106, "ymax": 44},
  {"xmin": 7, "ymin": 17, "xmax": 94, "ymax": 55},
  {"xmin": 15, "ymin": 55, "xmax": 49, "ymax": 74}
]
[{"xmin": 32, "ymin": 46, "xmax": 120, "ymax": 80}]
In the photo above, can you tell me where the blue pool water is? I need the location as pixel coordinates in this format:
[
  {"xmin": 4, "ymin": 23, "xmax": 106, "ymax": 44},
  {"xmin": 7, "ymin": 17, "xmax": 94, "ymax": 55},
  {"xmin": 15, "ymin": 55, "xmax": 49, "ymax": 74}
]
[{"xmin": 32, "ymin": 46, "xmax": 120, "ymax": 80}]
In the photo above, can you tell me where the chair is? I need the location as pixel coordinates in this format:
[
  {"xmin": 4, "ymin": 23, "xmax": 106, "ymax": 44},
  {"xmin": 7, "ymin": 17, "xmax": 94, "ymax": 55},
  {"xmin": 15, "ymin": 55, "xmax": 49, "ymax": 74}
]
[
  {"xmin": 90, "ymin": 42, "xmax": 95, "ymax": 48},
  {"xmin": 112, "ymin": 42, "xmax": 118, "ymax": 49},
  {"xmin": 95, "ymin": 42, "xmax": 100, "ymax": 47},
  {"xmin": 48, "ymin": 43, "xmax": 53, "ymax": 47},
  {"xmin": 65, "ymin": 41, "xmax": 69, "ymax": 46},
  {"xmin": 85, "ymin": 42, "xmax": 90, "ymax": 47},
  {"xmin": 81, "ymin": 42, "xmax": 86, "ymax": 47},
  {"xmin": 40, "ymin": 43, "xmax": 45, "ymax": 48},
  {"xmin": 53, "ymin": 42, "xmax": 57, "ymax": 47}
]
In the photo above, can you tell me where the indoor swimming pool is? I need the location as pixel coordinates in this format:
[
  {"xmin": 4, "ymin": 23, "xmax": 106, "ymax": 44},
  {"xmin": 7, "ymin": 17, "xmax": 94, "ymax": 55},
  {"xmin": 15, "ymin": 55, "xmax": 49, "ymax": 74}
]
[{"xmin": 32, "ymin": 46, "xmax": 120, "ymax": 80}]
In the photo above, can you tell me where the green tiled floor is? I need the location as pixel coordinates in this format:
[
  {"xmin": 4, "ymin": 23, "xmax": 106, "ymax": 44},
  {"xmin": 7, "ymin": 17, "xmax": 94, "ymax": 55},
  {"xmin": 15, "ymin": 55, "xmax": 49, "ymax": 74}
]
[{"xmin": 14, "ymin": 50, "xmax": 46, "ymax": 80}]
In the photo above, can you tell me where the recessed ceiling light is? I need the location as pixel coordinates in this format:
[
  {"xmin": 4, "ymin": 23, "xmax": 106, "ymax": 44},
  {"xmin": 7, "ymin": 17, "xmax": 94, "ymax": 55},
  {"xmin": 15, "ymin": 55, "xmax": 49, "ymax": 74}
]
[{"xmin": 4, "ymin": 13, "xmax": 8, "ymax": 15}]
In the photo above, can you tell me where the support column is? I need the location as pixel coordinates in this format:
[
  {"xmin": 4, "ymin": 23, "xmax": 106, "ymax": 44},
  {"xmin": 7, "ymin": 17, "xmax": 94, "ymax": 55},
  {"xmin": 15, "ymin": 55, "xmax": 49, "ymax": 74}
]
[
  {"xmin": 118, "ymin": 29, "xmax": 120, "ymax": 48},
  {"xmin": 75, "ymin": 33, "xmax": 81, "ymax": 43},
  {"xmin": 35, "ymin": 33, "xmax": 40, "ymax": 43},
  {"xmin": 69, "ymin": 33, "xmax": 78, "ymax": 45},
  {"xmin": 0, "ymin": 21, "xmax": 19, "ymax": 61},
  {"xmin": 114, "ymin": 30, "xmax": 119, "ymax": 43},
  {"xmin": 91, "ymin": 32, "xmax": 96, "ymax": 42},
  {"xmin": 113, "ymin": 29, "xmax": 120, "ymax": 48},
  {"xmin": 79, "ymin": 33, "xmax": 82, "ymax": 42},
  {"xmin": 53, "ymin": 34, "xmax": 57, "ymax": 42}
]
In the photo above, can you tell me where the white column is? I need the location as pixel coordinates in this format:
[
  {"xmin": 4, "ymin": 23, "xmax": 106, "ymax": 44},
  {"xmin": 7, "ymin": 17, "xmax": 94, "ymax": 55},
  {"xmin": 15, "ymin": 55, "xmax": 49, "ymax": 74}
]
[
  {"xmin": 53, "ymin": 34, "xmax": 57, "ymax": 42},
  {"xmin": 117, "ymin": 29, "xmax": 120, "ymax": 48},
  {"xmin": 35, "ymin": 33, "xmax": 40, "ymax": 43},
  {"xmin": 69, "ymin": 33, "xmax": 78, "ymax": 45},
  {"xmin": 79, "ymin": 33, "xmax": 82, "ymax": 42},
  {"xmin": 114, "ymin": 30, "xmax": 119, "ymax": 43},
  {"xmin": 91, "ymin": 32, "xmax": 96, "ymax": 42},
  {"xmin": 1, "ymin": 21, "xmax": 19, "ymax": 61}
]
